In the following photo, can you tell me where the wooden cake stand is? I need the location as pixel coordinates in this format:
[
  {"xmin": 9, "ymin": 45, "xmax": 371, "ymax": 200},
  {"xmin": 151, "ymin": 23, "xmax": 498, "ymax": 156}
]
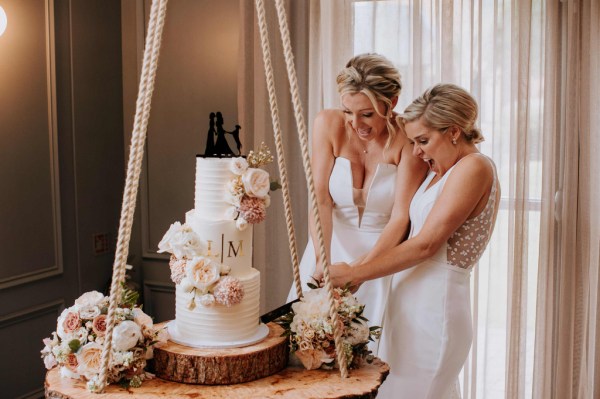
[{"xmin": 45, "ymin": 323, "xmax": 390, "ymax": 399}]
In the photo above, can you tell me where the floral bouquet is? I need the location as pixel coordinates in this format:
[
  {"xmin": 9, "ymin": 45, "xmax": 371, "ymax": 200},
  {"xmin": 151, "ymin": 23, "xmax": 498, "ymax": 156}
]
[
  {"xmin": 40, "ymin": 288, "xmax": 168, "ymax": 391},
  {"xmin": 225, "ymin": 143, "xmax": 280, "ymax": 231},
  {"xmin": 158, "ymin": 223, "xmax": 245, "ymax": 310},
  {"xmin": 276, "ymin": 285, "xmax": 381, "ymax": 370}
]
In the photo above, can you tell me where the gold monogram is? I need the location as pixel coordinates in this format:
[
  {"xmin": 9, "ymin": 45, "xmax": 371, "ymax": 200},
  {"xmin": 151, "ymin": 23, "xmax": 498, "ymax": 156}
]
[
  {"xmin": 205, "ymin": 240, "xmax": 220, "ymax": 259},
  {"xmin": 227, "ymin": 240, "xmax": 244, "ymax": 258}
]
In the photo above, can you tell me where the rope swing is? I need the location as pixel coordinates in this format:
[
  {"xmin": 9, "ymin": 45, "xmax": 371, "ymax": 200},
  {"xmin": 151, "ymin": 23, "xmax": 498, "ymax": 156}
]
[
  {"xmin": 254, "ymin": 0, "xmax": 349, "ymax": 378},
  {"xmin": 97, "ymin": 0, "xmax": 348, "ymax": 391}
]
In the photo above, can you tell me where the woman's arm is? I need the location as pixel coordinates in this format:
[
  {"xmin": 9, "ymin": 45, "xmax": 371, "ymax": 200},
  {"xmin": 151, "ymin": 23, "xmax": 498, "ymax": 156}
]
[
  {"xmin": 308, "ymin": 110, "xmax": 342, "ymax": 275},
  {"xmin": 330, "ymin": 154, "xmax": 495, "ymax": 287},
  {"xmin": 360, "ymin": 142, "xmax": 428, "ymax": 264}
]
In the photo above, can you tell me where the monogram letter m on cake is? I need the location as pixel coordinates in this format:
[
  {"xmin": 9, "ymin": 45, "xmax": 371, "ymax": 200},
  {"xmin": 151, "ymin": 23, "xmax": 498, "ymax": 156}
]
[{"xmin": 157, "ymin": 112, "xmax": 278, "ymax": 348}]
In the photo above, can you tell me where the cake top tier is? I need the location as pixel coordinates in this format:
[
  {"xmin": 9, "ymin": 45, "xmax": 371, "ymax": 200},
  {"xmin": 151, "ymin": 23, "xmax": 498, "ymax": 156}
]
[{"xmin": 194, "ymin": 157, "xmax": 239, "ymax": 220}]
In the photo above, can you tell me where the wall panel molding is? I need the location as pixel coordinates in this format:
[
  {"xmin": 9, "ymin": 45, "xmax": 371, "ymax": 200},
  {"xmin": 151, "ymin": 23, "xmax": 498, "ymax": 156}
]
[{"xmin": 0, "ymin": 299, "xmax": 64, "ymax": 329}]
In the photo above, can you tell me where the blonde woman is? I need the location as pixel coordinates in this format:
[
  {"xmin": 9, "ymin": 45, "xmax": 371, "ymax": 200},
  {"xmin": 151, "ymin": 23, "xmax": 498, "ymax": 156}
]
[
  {"xmin": 287, "ymin": 54, "xmax": 426, "ymax": 350},
  {"xmin": 328, "ymin": 83, "xmax": 500, "ymax": 398}
]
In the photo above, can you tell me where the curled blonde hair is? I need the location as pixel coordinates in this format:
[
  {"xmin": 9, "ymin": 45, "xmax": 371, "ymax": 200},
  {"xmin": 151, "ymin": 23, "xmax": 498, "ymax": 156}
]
[
  {"xmin": 402, "ymin": 83, "xmax": 484, "ymax": 144},
  {"xmin": 336, "ymin": 53, "xmax": 402, "ymax": 149}
]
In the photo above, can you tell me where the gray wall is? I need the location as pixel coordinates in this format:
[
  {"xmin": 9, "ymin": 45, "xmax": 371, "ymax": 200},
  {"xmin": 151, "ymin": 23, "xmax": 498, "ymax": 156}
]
[{"xmin": 0, "ymin": 0, "xmax": 125, "ymax": 396}]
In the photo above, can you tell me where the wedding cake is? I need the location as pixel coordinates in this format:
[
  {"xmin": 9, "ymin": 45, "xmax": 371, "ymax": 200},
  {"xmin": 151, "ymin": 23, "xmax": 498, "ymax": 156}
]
[{"xmin": 158, "ymin": 145, "xmax": 274, "ymax": 348}]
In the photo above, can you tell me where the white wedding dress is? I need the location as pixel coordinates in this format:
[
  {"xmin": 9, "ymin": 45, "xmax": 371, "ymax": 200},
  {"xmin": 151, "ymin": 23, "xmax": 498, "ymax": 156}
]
[
  {"xmin": 287, "ymin": 157, "xmax": 397, "ymax": 354},
  {"xmin": 377, "ymin": 154, "xmax": 498, "ymax": 399}
]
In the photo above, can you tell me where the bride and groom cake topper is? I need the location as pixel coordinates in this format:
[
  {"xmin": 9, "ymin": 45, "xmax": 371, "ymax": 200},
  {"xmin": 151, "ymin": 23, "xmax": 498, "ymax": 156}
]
[{"xmin": 204, "ymin": 111, "xmax": 242, "ymax": 157}]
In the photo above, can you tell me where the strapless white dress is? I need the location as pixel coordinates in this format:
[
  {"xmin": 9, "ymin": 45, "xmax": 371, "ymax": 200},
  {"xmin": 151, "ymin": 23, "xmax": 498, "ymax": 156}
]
[
  {"xmin": 287, "ymin": 157, "xmax": 397, "ymax": 354},
  {"xmin": 377, "ymin": 156, "xmax": 499, "ymax": 399}
]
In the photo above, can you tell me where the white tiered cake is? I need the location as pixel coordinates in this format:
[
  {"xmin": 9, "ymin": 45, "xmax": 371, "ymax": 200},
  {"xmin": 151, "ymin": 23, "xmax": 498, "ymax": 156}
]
[{"xmin": 158, "ymin": 154, "xmax": 273, "ymax": 348}]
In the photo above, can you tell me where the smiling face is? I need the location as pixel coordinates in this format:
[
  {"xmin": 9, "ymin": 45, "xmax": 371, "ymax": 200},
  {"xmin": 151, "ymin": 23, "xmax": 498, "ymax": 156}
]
[
  {"xmin": 341, "ymin": 92, "xmax": 390, "ymax": 142},
  {"xmin": 405, "ymin": 117, "xmax": 457, "ymax": 175}
]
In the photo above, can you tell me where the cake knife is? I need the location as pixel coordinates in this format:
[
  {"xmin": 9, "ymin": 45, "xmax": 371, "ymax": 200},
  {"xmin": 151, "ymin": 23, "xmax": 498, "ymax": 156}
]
[{"xmin": 259, "ymin": 299, "xmax": 300, "ymax": 323}]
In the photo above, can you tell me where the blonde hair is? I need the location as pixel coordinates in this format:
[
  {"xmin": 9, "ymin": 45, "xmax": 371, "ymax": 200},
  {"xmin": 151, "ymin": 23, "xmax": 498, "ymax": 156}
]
[
  {"xmin": 336, "ymin": 53, "xmax": 402, "ymax": 149},
  {"xmin": 402, "ymin": 83, "xmax": 484, "ymax": 144}
]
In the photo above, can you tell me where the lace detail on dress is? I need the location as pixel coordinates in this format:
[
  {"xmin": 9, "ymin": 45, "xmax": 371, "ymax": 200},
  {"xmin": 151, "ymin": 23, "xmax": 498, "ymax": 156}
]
[{"xmin": 447, "ymin": 173, "xmax": 498, "ymax": 269}]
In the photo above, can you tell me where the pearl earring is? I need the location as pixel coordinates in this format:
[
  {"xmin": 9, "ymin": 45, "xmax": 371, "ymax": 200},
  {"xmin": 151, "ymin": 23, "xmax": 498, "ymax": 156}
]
[{"xmin": 452, "ymin": 138, "xmax": 457, "ymax": 145}]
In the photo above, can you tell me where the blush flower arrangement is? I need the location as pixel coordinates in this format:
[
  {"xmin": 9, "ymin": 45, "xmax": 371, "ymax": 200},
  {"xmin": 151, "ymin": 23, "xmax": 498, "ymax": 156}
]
[
  {"xmin": 158, "ymin": 223, "xmax": 245, "ymax": 309},
  {"xmin": 40, "ymin": 287, "xmax": 168, "ymax": 392},
  {"xmin": 225, "ymin": 143, "xmax": 280, "ymax": 231},
  {"xmin": 276, "ymin": 285, "xmax": 381, "ymax": 371}
]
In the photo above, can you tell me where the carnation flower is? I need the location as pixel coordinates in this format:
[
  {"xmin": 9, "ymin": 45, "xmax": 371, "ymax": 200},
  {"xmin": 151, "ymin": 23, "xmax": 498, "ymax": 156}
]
[
  {"xmin": 213, "ymin": 276, "xmax": 245, "ymax": 306},
  {"xmin": 169, "ymin": 255, "xmax": 187, "ymax": 284},
  {"xmin": 238, "ymin": 196, "xmax": 266, "ymax": 224}
]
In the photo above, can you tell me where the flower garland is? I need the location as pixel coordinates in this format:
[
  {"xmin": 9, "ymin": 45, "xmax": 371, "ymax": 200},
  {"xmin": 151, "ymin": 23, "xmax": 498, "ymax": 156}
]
[
  {"xmin": 276, "ymin": 285, "xmax": 382, "ymax": 370},
  {"xmin": 158, "ymin": 223, "xmax": 245, "ymax": 309},
  {"xmin": 41, "ymin": 288, "xmax": 168, "ymax": 391}
]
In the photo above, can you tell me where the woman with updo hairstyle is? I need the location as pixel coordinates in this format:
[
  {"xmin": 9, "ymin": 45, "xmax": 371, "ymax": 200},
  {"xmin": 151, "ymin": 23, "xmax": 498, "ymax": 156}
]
[
  {"xmin": 328, "ymin": 83, "xmax": 501, "ymax": 398},
  {"xmin": 286, "ymin": 54, "xmax": 427, "ymax": 350}
]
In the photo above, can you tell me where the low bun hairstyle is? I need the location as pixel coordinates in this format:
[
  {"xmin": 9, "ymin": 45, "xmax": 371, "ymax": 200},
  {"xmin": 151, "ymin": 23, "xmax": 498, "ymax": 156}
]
[
  {"xmin": 402, "ymin": 83, "xmax": 484, "ymax": 144},
  {"xmin": 336, "ymin": 53, "xmax": 402, "ymax": 149}
]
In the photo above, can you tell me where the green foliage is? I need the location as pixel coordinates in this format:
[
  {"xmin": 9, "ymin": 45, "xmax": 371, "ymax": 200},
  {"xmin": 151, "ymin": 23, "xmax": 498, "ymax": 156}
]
[
  {"xmin": 68, "ymin": 339, "xmax": 81, "ymax": 353},
  {"xmin": 120, "ymin": 283, "xmax": 140, "ymax": 307},
  {"xmin": 270, "ymin": 180, "xmax": 282, "ymax": 191}
]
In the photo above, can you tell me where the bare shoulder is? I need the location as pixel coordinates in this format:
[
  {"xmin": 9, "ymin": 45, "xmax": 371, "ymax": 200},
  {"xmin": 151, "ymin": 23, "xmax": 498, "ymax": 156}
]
[
  {"xmin": 312, "ymin": 109, "xmax": 347, "ymax": 145},
  {"xmin": 448, "ymin": 153, "xmax": 495, "ymax": 189}
]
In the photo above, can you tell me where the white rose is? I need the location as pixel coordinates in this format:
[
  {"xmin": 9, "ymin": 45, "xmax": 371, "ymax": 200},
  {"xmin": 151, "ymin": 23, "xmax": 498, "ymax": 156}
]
[
  {"xmin": 230, "ymin": 157, "xmax": 249, "ymax": 175},
  {"xmin": 75, "ymin": 291, "xmax": 106, "ymax": 308},
  {"xmin": 132, "ymin": 308, "xmax": 153, "ymax": 329},
  {"xmin": 76, "ymin": 342, "xmax": 103, "ymax": 379},
  {"xmin": 346, "ymin": 321, "xmax": 370, "ymax": 345},
  {"xmin": 241, "ymin": 168, "xmax": 270, "ymax": 198},
  {"xmin": 185, "ymin": 257, "xmax": 221, "ymax": 292},
  {"xmin": 236, "ymin": 217, "xmax": 248, "ymax": 231},
  {"xmin": 158, "ymin": 222, "xmax": 205, "ymax": 259},
  {"xmin": 78, "ymin": 305, "xmax": 101, "ymax": 320},
  {"xmin": 112, "ymin": 320, "xmax": 142, "ymax": 351},
  {"xmin": 198, "ymin": 294, "xmax": 216, "ymax": 307}
]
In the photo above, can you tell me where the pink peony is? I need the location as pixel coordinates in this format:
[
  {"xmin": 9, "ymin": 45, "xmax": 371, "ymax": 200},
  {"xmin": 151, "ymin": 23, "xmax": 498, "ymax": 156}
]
[
  {"xmin": 213, "ymin": 276, "xmax": 245, "ymax": 307},
  {"xmin": 92, "ymin": 314, "xmax": 107, "ymax": 336},
  {"xmin": 63, "ymin": 312, "xmax": 81, "ymax": 334},
  {"xmin": 238, "ymin": 196, "xmax": 266, "ymax": 224},
  {"xmin": 169, "ymin": 255, "xmax": 187, "ymax": 284}
]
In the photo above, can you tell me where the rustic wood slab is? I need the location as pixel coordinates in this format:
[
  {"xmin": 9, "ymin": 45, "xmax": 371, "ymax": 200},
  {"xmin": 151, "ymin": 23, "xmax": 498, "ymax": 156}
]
[
  {"xmin": 45, "ymin": 359, "xmax": 389, "ymax": 399},
  {"xmin": 152, "ymin": 322, "xmax": 289, "ymax": 384}
]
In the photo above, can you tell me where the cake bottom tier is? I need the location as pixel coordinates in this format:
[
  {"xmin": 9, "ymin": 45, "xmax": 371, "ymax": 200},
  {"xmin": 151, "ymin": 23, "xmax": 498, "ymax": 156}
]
[{"xmin": 153, "ymin": 322, "xmax": 289, "ymax": 385}]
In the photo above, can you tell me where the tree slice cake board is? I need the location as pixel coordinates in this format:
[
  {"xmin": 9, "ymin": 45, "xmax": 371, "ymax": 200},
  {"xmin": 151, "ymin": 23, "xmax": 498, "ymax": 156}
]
[{"xmin": 152, "ymin": 321, "xmax": 288, "ymax": 384}]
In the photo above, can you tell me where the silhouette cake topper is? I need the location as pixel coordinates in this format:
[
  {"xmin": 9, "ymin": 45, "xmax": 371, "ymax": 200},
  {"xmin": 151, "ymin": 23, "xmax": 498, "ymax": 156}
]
[{"xmin": 203, "ymin": 111, "xmax": 242, "ymax": 157}]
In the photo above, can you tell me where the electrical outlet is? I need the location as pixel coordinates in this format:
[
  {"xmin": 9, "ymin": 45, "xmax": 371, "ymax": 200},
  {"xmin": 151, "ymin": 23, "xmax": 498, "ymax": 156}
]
[{"xmin": 93, "ymin": 233, "xmax": 111, "ymax": 255}]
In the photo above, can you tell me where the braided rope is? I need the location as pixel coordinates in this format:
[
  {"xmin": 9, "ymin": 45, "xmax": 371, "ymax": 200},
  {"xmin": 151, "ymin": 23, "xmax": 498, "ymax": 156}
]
[
  {"xmin": 96, "ymin": 0, "xmax": 168, "ymax": 392},
  {"xmin": 254, "ymin": 0, "xmax": 302, "ymax": 299},
  {"xmin": 272, "ymin": 0, "xmax": 349, "ymax": 378}
]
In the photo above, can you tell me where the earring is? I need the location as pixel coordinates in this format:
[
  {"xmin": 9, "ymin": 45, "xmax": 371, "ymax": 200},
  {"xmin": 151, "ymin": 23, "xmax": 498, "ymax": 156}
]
[{"xmin": 452, "ymin": 138, "xmax": 457, "ymax": 145}]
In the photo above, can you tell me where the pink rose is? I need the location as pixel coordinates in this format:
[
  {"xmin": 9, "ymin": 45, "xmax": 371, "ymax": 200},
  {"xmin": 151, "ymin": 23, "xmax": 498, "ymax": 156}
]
[
  {"xmin": 65, "ymin": 353, "xmax": 79, "ymax": 371},
  {"xmin": 92, "ymin": 314, "xmax": 107, "ymax": 336},
  {"xmin": 63, "ymin": 312, "xmax": 81, "ymax": 334}
]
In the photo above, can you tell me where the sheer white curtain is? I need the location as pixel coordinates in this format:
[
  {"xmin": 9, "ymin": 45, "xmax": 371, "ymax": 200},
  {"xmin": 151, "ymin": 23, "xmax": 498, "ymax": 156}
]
[{"xmin": 308, "ymin": 1, "xmax": 544, "ymax": 398}]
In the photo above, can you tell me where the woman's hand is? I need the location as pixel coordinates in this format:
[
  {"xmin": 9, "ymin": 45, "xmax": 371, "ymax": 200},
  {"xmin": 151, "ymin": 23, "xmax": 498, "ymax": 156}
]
[{"xmin": 311, "ymin": 262, "xmax": 358, "ymax": 290}]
